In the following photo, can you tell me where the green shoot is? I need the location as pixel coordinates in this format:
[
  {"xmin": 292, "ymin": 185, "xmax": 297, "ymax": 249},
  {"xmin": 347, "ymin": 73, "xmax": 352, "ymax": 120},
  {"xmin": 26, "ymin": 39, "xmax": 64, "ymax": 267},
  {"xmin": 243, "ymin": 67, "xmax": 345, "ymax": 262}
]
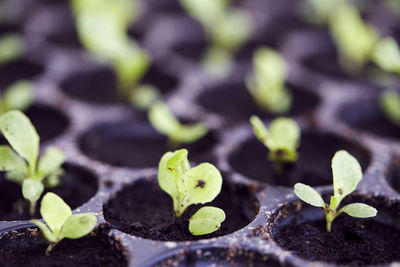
[
  {"xmin": 0, "ymin": 34, "xmax": 23, "ymax": 65},
  {"xmin": 0, "ymin": 80, "xmax": 33, "ymax": 115},
  {"xmin": 372, "ymin": 37, "xmax": 400, "ymax": 74},
  {"xmin": 0, "ymin": 110, "xmax": 65, "ymax": 214},
  {"xmin": 158, "ymin": 149, "xmax": 225, "ymax": 235},
  {"xmin": 180, "ymin": 0, "xmax": 252, "ymax": 77},
  {"xmin": 329, "ymin": 1, "xmax": 378, "ymax": 73},
  {"xmin": 246, "ymin": 48, "xmax": 292, "ymax": 114},
  {"xmin": 304, "ymin": 0, "xmax": 338, "ymax": 25},
  {"xmin": 70, "ymin": 0, "xmax": 156, "ymax": 107},
  {"xmin": 250, "ymin": 116, "xmax": 300, "ymax": 171},
  {"xmin": 294, "ymin": 150, "xmax": 377, "ymax": 232},
  {"xmin": 380, "ymin": 90, "xmax": 400, "ymax": 126},
  {"xmin": 31, "ymin": 192, "xmax": 96, "ymax": 255},
  {"xmin": 148, "ymin": 101, "xmax": 208, "ymax": 147}
]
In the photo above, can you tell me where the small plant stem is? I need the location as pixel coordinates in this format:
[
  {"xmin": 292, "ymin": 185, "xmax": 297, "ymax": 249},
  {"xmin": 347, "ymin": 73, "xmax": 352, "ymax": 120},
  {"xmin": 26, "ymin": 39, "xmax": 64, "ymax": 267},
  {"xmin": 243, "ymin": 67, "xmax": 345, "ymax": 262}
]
[
  {"xmin": 325, "ymin": 212, "xmax": 335, "ymax": 232},
  {"xmin": 273, "ymin": 160, "xmax": 284, "ymax": 174},
  {"xmin": 29, "ymin": 201, "xmax": 36, "ymax": 216},
  {"xmin": 45, "ymin": 243, "xmax": 57, "ymax": 256},
  {"xmin": 167, "ymin": 138, "xmax": 179, "ymax": 149}
]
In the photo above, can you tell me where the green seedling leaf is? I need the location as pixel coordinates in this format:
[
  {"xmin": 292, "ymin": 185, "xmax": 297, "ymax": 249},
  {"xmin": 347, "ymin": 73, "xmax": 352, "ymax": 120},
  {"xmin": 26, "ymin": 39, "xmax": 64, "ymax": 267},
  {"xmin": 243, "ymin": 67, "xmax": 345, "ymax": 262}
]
[
  {"xmin": 1, "ymin": 80, "xmax": 33, "ymax": 114},
  {"xmin": 293, "ymin": 150, "xmax": 377, "ymax": 232},
  {"xmin": 158, "ymin": 149, "xmax": 225, "ymax": 236},
  {"xmin": 22, "ymin": 178, "xmax": 44, "ymax": 214},
  {"xmin": 329, "ymin": 2, "xmax": 378, "ymax": 73},
  {"xmin": 0, "ymin": 110, "xmax": 39, "ymax": 174},
  {"xmin": 246, "ymin": 48, "xmax": 292, "ymax": 114},
  {"xmin": 0, "ymin": 34, "xmax": 23, "ymax": 65},
  {"xmin": 149, "ymin": 101, "xmax": 208, "ymax": 146},
  {"xmin": 250, "ymin": 116, "xmax": 300, "ymax": 169},
  {"xmin": 0, "ymin": 110, "xmax": 66, "ymax": 214},
  {"xmin": 189, "ymin": 206, "xmax": 226, "ymax": 235},
  {"xmin": 0, "ymin": 145, "xmax": 26, "ymax": 172},
  {"xmin": 31, "ymin": 219, "xmax": 56, "ymax": 243},
  {"xmin": 62, "ymin": 213, "xmax": 97, "ymax": 239},
  {"xmin": 338, "ymin": 203, "xmax": 377, "ymax": 218},
  {"xmin": 372, "ymin": 37, "xmax": 400, "ymax": 73},
  {"xmin": 294, "ymin": 183, "xmax": 325, "ymax": 208},
  {"xmin": 129, "ymin": 84, "xmax": 160, "ymax": 109},
  {"xmin": 202, "ymin": 46, "xmax": 233, "ymax": 78},
  {"xmin": 304, "ymin": 0, "xmax": 338, "ymax": 24},
  {"xmin": 380, "ymin": 90, "xmax": 400, "ymax": 126},
  {"xmin": 212, "ymin": 8, "xmax": 252, "ymax": 51},
  {"xmin": 38, "ymin": 147, "xmax": 65, "ymax": 180},
  {"xmin": 331, "ymin": 150, "xmax": 362, "ymax": 209},
  {"xmin": 180, "ymin": 0, "xmax": 228, "ymax": 30},
  {"xmin": 31, "ymin": 192, "xmax": 97, "ymax": 254},
  {"xmin": 40, "ymin": 192, "xmax": 71, "ymax": 235}
]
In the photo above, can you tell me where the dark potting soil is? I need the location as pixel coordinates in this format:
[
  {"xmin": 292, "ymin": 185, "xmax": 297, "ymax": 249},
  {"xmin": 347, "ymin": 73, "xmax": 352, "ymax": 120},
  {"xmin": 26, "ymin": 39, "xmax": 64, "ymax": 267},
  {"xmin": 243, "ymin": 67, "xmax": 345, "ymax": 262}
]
[
  {"xmin": 0, "ymin": 227, "xmax": 127, "ymax": 267},
  {"xmin": 340, "ymin": 100, "xmax": 400, "ymax": 140},
  {"xmin": 229, "ymin": 131, "xmax": 370, "ymax": 187},
  {"xmin": 196, "ymin": 82, "xmax": 320, "ymax": 125},
  {"xmin": 103, "ymin": 178, "xmax": 259, "ymax": 241},
  {"xmin": 79, "ymin": 122, "xmax": 218, "ymax": 168},
  {"xmin": 25, "ymin": 104, "xmax": 69, "ymax": 142},
  {"xmin": 0, "ymin": 59, "xmax": 43, "ymax": 89},
  {"xmin": 60, "ymin": 63, "xmax": 178, "ymax": 105},
  {"xmin": 0, "ymin": 164, "xmax": 98, "ymax": 221},
  {"xmin": 153, "ymin": 248, "xmax": 283, "ymax": 267},
  {"xmin": 275, "ymin": 216, "xmax": 400, "ymax": 265}
]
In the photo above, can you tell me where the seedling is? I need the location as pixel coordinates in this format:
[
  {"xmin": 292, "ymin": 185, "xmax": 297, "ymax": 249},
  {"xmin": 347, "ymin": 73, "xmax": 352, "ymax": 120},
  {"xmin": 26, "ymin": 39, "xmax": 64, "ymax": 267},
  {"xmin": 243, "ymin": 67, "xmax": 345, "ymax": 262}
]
[
  {"xmin": 294, "ymin": 150, "xmax": 377, "ymax": 232},
  {"xmin": 148, "ymin": 101, "xmax": 208, "ymax": 147},
  {"xmin": 31, "ymin": 192, "xmax": 96, "ymax": 254},
  {"xmin": 0, "ymin": 110, "xmax": 65, "ymax": 214},
  {"xmin": 329, "ymin": 1, "xmax": 378, "ymax": 73},
  {"xmin": 304, "ymin": 0, "xmax": 338, "ymax": 25},
  {"xmin": 0, "ymin": 34, "xmax": 23, "ymax": 65},
  {"xmin": 246, "ymin": 48, "xmax": 292, "ymax": 114},
  {"xmin": 70, "ymin": 0, "xmax": 158, "ymax": 108},
  {"xmin": 250, "ymin": 116, "xmax": 300, "ymax": 171},
  {"xmin": 0, "ymin": 80, "xmax": 33, "ymax": 115},
  {"xmin": 158, "ymin": 149, "xmax": 226, "ymax": 236},
  {"xmin": 372, "ymin": 37, "xmax": 400, "ymax": 74},
  {"xmin": 380, "ymin": 90, "xmax": 400, "ymax": 126},
  {"xmin": 180, "ymin": 0, "xmax": 252, "ymax": 77}
]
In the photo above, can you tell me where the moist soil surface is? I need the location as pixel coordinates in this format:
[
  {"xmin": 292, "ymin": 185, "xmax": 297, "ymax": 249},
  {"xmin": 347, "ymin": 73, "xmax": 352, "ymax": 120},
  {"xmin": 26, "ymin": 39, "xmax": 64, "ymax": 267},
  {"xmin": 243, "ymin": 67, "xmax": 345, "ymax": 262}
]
[
  {"xmin": 196, "ymin": 82, "xmax": 320, "ymax": 125},
  {"xmin": 154, "ymin": 248, "xmax": 282, "ymax": 267},
  {"xmin": 79, "ymin": 122, "xmax": 218, "ymax": 168},
  {"xmin": 229, "ymin": 131, "xmax": 370, "ymax": 187},
  {"xmin": 341, "ymin": 100, "xmax": 400, "ymax": 140},
  {"xmin": 0, "ymin": 227, "xmax": 127, "ymax": 267},
  {"xmin": 60, "ymin": 63, "xmax": 178, "ymax": 105},
  {"xmin": 275, "ymin": 216, "xmax": 400, "ymax": 265},
  {"xmin": 104, "ymin": 178, "xmax": 259, "ymax": 241},
  {"xmin": 0, "ymin": 59, "xmax": 43, "ymax": 89},
  {"xmin": 0, "ymin": 164, "xmax": 98, "ymax": 221}
]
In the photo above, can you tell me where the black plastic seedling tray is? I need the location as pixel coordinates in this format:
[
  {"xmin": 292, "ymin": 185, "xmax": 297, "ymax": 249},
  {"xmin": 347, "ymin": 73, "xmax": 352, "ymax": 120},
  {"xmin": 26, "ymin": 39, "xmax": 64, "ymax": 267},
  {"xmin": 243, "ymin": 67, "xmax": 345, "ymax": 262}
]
[{"xmin": 1, "ymin": 0, "xmax": 400, "ymax": 266}]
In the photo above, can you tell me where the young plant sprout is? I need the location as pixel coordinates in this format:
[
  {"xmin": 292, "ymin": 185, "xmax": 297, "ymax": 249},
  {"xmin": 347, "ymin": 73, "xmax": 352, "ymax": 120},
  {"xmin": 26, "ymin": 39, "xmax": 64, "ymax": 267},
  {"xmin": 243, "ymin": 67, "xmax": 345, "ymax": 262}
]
[
  {"xmin": 0, "ymin": 34, "xmax": 23, "ymax": 65},
  {"xmin": 180, "ymin": 0, "xmax": 252, "ymax": 77},
  {"xmin": 0, "ymin": 110, "xmax": 65, "ymax": 214},
  {"xmin": 148, "ymin": 101, "xmax": 208, "ymax": 147},
  {"xmin": 158, "ymin": 149, "xmax": 226, "ymax": 236},
  {"xmin": 329, "ymin": 1, "xmax": 378, "ymax": 73},
  {"xmin": 250, "ymin": 116, "xmax": 300, "ymax": 171},
  {"xmin": 0, "ymin": 80, "xmax": 33, "ymax": 115},
  {"xmin": 372, "ymin": 37, "xmax": 400, "ymax": 74},
  {"xmin": 70, "ymin": 0, "xmax": 158, "ymax": 108},
  {"xmin": 304, "ymin": 0, "xmax": 338, "ymax": 25},
  {"xmin": 31, "ymin": 192, "xmax": 96, "ymax": 255},
  {"xmin": 246, "ymin": 48, "xmax": 292, "ymax": 114},
  {"xmin": 380, "ymin": 90, "xmax": 400, "ymax": 126},
  {"xmin": 294, "ymin": 150, "xmax": 377, "ymax": 232}
]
